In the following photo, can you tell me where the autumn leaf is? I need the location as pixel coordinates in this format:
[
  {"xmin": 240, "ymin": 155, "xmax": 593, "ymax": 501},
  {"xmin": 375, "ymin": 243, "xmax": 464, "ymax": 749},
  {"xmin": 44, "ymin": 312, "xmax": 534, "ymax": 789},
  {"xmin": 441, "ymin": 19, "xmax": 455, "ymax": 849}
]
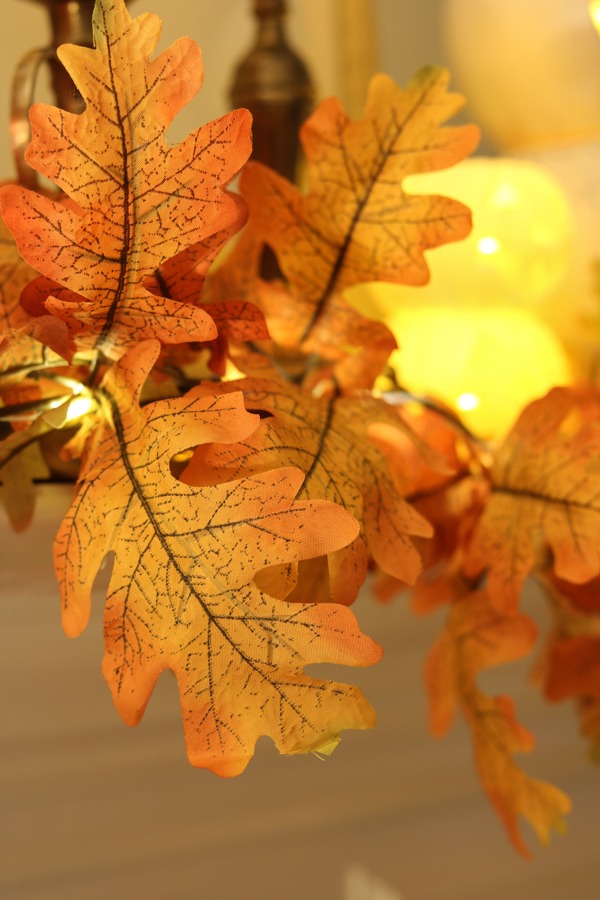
[
  {"xmin": 543, "ymin": 634, "xmax": 600, "ymax": 761},
  {"xmin": 181, "ymin": 357, "xmax": 432, "ymax": 605},
  {"xmin": 426, "ymin": 589, "xmax": 571, "ymax": 856},
  {"xmin": 0, "ymin": 319, "xmax": 71, "ymax": 529},
  {"xmin": 373, "ymin": 476, "xmax": 488, "ymax": 612},
  {"xmin": 0, "ymin": 0, "xmax": 251, "ymax": 357},
  {"xmin": 0, "ymin": 186, "xmax": 38, "ymax": 332},
  {"xmin": 21, "ymin": 267, "xmax": 269, "ymax": 378},
  {"xmin": 545, "ymin": 570, "xmax": 600, "ymax": 615},
  {"xmin": 0, "ymin": 420, "xmax": 51, "ymax": 530},
  {"xmin": 142, "ymin": 199, "xmax": 270, "ymax": 353},
  {"xmin": 259, "ymin": 281, "xmax": 398, "ymax": 394},
  {"xmin": 464, "ymin": 388, "xmax": 600, "ymax": 614},
  {"xmin": 360, "ymin": 405, "xmax": 487, "ymax": 607},
  {"xmin": 241, "ymin": 68, "xmax": 479, "ymax": 346},
  {"xmin": 0, "ymin": 318, "xmax": 70, "ymax": 378},
  {"xmin": 199, "ymin": 225, "xmax": 265, "ymax": 317},
  {"xmin": 544, "ymin": 635, "xmax": 600, "ymax": 703},
  {"xmin": 55, "ymin": 340, "xmax": 381, "ymax": 774},
  {"xmin": 0, "ymin": 321, "xmax": 88, "ymax": 529}
]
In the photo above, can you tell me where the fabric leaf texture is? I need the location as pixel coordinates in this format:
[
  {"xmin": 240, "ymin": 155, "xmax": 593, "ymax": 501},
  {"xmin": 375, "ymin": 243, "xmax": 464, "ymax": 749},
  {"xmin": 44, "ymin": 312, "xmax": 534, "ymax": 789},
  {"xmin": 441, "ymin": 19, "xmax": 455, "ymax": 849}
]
[
  {"xmin": 0, "ymin": 0, "xmax": 251, "ymax": 356},
  {"xmin": 54, "ymin": 340, "xmax": 381, "ymax": 775},
  {"xmin": 241, "ymin": 68, "xmax": 479, "ymax": 344}
]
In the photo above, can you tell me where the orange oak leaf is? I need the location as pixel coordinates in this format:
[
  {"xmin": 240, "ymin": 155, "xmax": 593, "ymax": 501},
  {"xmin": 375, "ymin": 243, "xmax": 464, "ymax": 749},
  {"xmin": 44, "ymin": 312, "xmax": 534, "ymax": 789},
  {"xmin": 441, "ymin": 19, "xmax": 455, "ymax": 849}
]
[
  {"xmin": 146, "ymin": 195, "xmax": 248, "ymax": 307},
  {"xmin": 19, "ymin": 277, "xmax": 60, "ymax": 319},
  {"xmin": 0, "ymin": 187, "xmax": 37, "ymax": 332},
  {"xmin": 181, "ymin": 359, "xmax": 432, "ymax": 605},
  {"xmin": 0, "ymin": 318, "xmax": 70, "ymax": 378},
  {"xmin": 544, "ymin": 634, "xmax": 600, "ymax": 762},
  {"xmin": 0, "ymin": 0, "xmax": 251, "ymax": 357},
  {"xmin": 0, "ymin": 323, "xmax": 87, "ymax": 529},
  {"xmin": 250, "ymin": 276, "xmax": 398, "ymax": 393},
  {"xmin": 199, "ymin": 225, "xmax": 265, "ymax": 315},
  {"xmin": 544, "ymin": 635, "xmax": 600, "ymax": 703},
  {"xmin": 373, "ymin": 476, "xmax": 488, "ymax": 612},
  {"xmin": 464, "ymin": 388, "xmax": 600, "ymax": 613},
  {"xmin": 21, "ymin": 270, "xmax": 269, "ymax": 377},
  {"xmin": 195, "ymin": 225, "xmax": 391, "ymax": 392},
  {"xmin": 426, "ymin": 589, "xmax": 571, "ymax": 856},
  {"xmin": 241, "ymin": 68, "xmax": 479, "ymax": 345},
  {"xmin": 0, "ymin": 426, "xmax": 50, "ymax": 531},
  {"xmin": 144, "ymin": 199, "xmax": 269, "ymax": 350},
  {"xmin": 55, "ymin": 340, "xmax": 381, "ymax": 775},
  {"xmin": 365, "ymin": 406, "xmax": 487, "ymax": 607},
  {"xmin": 275, "ymin": 287, "xmax": 397, "ymax": 394},
  {"xmin": 545, "ymin": 570, "xmax": 600, "ymax": 615}
]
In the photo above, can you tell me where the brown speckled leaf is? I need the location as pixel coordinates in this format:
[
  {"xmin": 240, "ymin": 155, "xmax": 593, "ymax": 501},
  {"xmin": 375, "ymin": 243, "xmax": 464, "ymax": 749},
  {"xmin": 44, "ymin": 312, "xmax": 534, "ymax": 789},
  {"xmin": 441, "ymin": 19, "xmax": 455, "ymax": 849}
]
[
  {"xmin": 257, "ymin": 281, "xmax": 397, "ymax": 393},
  {"xmin": 241, "ymin": 68, "xmax": 479, "ymax": 344},
  {"xmin": 0, "ymin": 0, "xmax": 251, "ymax": 357},
  {"xmin": 464, "ymin": 388, "xmax": 600, "ymax": 613},
  {"xmin": 182, "ymin": 358, "xmax": 432, "ymax": 605},
  {"xmin": 0, "ymin": 188, "xmax": 37, "ymax": 332},
  {"xmin": 55, "ymin": 340, "xmax": 381, "ymax": 775}
]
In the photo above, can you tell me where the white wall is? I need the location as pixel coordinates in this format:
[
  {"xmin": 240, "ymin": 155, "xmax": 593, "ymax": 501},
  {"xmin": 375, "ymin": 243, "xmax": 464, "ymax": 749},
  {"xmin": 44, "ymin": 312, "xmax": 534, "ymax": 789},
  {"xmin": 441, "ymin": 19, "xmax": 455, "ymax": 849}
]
[
  {"xmin": 0, "ymin": 0, "xmax": 476, "ymax": 182},
  {"xmin": 0, "ymin": 0, "xmax": 341, "ymax": 181},
  {"xmin": 375, "ymin": 0, "xmax": 446, "ymax": 85}
]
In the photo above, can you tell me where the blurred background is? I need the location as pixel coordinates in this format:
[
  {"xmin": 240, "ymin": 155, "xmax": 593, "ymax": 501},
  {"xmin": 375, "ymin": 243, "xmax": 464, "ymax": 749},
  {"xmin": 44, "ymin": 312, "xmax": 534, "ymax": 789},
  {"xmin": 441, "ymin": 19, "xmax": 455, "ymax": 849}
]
[
  {"xmin": 0, "ymin": 0, "xmax": 449, "ymax": 176},
  {"xmin": 1, "ymin": 2, "xmax": 600, "ymax": 899}
]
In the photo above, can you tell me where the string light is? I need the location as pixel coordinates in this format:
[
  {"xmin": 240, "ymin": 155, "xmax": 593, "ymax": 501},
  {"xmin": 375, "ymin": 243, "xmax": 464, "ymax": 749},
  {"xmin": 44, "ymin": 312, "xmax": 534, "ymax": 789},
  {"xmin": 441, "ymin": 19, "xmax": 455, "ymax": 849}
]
[
  {"xmin": 456, "ymin": 393, "xmax": 480, "ymax": 412},
  {"xmin": 65, "ymin": 395, "xmax": 94, "ymax": 422}
]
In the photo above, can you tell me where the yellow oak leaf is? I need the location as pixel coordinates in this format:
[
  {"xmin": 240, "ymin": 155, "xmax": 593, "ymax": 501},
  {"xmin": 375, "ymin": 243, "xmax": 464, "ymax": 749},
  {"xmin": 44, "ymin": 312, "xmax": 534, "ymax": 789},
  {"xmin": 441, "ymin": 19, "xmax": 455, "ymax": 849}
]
[
  {"xmin": 0, "ymin": 184, "xmax": 37, "ymax": 332},
  {"xmin": 464, "ymin": 388, "xmax": 600, "ymax": 613},
  {"xmin": 0, "ymin": 0, "xmax": 251, "ymax": 357},
  {"xmin": 181, "ymin": 357, "xmax": 432, "ymax": 605},
  {"xmin": 55, "ymin": 340, "xmax": 381, "ymax": 774},
  {"xmin": 0, "ymin": 426, "xmax": 50, "ymax": 531},
  {"xmin": 241, "ymin": 68, "xmax": 479, "ymax": 345}
]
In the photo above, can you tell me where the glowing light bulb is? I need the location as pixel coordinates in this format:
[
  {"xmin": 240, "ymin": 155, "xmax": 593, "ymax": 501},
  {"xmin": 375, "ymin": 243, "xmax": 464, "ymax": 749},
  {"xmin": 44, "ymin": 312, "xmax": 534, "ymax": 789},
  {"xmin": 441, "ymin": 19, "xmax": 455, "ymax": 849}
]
[
  {"xmin": 65, "ymin": 395, "xmax": 93, "ymax": 422},
  {"xmin": 477, "ymin": 237, "xmax": 500, "ymax": 256},
  {"xmin": 343, "ymin": 157, "xmax": 576, "ymax": 438},
  {"xmin": 590, "ymin": 1, "xmax": 600, "ymax": 34},
  {"xmin": 456, "ymin": 393, "xmax": 480, "ymax": 412},
  {"xmin": 382, "ymin": 308, "xmax": 572, "ymax": 438},
  {"xmin": 224, "ymin": 359, "xmax": 245, "ymax": 381}
]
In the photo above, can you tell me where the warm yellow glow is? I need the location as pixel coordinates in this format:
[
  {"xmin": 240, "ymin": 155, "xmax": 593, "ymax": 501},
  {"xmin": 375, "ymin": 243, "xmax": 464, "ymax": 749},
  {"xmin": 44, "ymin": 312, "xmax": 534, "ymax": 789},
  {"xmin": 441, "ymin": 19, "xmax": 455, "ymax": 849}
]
[
  {"xmin": 590, "ymin": 1, "xmax": 600, "ymax": 34},
  {"xmin": 477, "ymin": 236, "xmax": 500, "ymax": 256},
  {"xmin": 396, "ymin": 158, "xmax": 573, "ymax": 310},
  {"xmin": 224, "ymin": 358, "xmax": 245, "ymax": 381},
  {"xmin": 491, "ymin": 181, "xmax": 519, "ymax": 209},
  {"xmin": 65, "ymin": 395, "xmax": 93, "ymax": 421},
  {"xmin": 384, "ymin": 308, "xmax": 572, "ymax": 439},
  {"xmin": 456, "ymin": 392, "xmax": 480, "ymax": 412},
  {"xmin": 342, "ymin": 158, "xmax": 577, "ymax": 438}
]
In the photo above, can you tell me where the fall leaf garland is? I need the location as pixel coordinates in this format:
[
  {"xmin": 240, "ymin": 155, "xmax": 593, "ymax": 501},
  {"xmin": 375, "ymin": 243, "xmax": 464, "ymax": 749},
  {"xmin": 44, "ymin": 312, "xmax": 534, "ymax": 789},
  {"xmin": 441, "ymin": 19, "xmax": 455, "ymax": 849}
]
[
  {"xmin": 0, "ymin": 0, "xmax": 390, "ymax": 774},
  {"xmin": 0, "ymin": 0, "xmax": 597, "ymax": 858}
]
